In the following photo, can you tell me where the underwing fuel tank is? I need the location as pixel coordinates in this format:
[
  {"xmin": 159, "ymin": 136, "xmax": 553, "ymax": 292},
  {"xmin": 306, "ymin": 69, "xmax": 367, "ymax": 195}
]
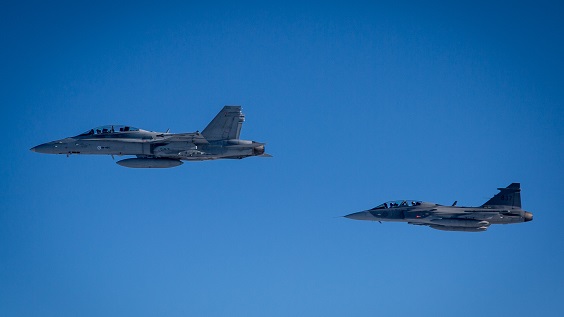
[
  {"xmin": 429, "ymin": 225, "xmax": 488, "ymax": 232},
  {"xmin": 430, "ymin": 219, "xmax": 490, "ymax": 228},
  {"xmin": 117, "ymin": 158, "xmax": 183, "ymax": 168}
]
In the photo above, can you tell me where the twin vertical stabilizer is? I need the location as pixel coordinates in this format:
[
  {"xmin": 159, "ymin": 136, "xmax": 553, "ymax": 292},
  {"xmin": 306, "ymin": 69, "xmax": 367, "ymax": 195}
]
[{"xmin": 201, "ymin": 106, "xmax": 245, "ymax": 141}]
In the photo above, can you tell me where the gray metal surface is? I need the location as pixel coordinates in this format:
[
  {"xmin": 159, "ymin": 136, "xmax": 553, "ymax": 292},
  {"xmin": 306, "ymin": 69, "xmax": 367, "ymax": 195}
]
[
  {"xmin": 344, "ymin": 183, "xmax": 533, "ymax": 232},
  {"xmin": 31, "ymin": 106, "xmax": 270, "ymax": 168}
]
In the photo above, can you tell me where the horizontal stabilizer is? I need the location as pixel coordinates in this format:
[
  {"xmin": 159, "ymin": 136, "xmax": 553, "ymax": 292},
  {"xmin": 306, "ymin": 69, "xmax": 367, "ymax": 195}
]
[{"xmin": 227, "ymin": 142, "xmax": 265, "ymax": 148}]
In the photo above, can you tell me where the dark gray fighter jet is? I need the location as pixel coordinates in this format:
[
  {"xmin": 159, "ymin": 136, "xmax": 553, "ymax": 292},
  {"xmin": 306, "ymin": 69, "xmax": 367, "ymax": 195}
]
[
  {"xmin": 31, "ymin": 106, "xmax": 270, "ymax": 168},
  {"xmin": 345, "ymin": 183, "xmax": 533, "ymax": 232}
]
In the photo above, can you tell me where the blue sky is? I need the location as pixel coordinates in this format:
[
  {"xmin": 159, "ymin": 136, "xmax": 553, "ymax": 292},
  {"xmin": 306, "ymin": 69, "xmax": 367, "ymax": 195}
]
[{"xmin": 1, "ymin": 1, "xmax": 563, "ymax": 316}]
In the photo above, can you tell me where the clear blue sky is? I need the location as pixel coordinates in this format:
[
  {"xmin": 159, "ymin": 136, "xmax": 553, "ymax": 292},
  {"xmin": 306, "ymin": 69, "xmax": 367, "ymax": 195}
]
[{"xmin": 1, "ymin": 1, "xmax": 563, "ymax": 316}]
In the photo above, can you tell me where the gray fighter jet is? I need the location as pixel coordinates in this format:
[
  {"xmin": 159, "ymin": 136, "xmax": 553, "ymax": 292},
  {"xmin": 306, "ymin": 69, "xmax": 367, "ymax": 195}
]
[
  {"xmin": 31, "ymin": 106, "xmax": 270, "ymax": 168},
  {"xmin": 345, "ymin": 183, "xmax": 533, "ymax": 232}
]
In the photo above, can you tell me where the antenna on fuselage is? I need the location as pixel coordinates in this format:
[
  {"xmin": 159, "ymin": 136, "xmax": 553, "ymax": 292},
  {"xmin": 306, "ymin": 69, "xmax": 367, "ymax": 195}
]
[{"xmin": 452, "ymin": 201, "xmax": 457, "ymax": 206}]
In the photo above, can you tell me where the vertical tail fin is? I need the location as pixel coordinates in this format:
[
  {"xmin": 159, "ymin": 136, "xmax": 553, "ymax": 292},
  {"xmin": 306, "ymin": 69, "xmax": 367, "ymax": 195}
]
[
  {"xmin": 202, "ymin": 106, "xmax": 245, "ymax": 141},
  {"xmin": 482, "ymin": 183, "xmax": 521, "ymax": 208}
]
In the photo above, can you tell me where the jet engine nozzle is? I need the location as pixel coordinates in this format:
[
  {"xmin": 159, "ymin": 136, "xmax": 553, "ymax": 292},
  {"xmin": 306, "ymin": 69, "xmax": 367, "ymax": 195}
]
[
  {"xmin": 524, "ymin": 212, "xmax": 533, "ymax": 222},
  {"xmin": 253, "ymin": 144, "xmax": 265, "ymax": 156}
]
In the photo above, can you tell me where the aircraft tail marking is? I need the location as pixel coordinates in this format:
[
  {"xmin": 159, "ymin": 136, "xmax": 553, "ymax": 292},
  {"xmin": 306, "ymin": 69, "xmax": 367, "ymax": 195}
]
[
  {"xmin": 202, "ymin": 106, "xmax": 245, "ymax": 141},
  {"xmin": 482, "ymin": 183, "xmax": 521, "ymax": 208}
]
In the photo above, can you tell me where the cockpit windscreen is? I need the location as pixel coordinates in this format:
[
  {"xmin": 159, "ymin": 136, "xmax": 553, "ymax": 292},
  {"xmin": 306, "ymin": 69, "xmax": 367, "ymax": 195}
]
[
  {"xmin": 79, "ymin": 125, "xmax": 140, "ymax": 136},
  {"xmin": 370, "ymin": 200, "xmax": 422, "ymax": 210}
]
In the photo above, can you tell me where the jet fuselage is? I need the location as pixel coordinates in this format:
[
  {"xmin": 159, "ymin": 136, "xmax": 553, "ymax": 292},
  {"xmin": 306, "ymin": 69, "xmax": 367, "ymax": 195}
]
[
  {"xmin": 344, "ymin": 184, "xmax": 533, "ymax": 232},
  {"xmin": 346, "ymin": 203, "xmax": 532, "ymax": 225},
  {"xmin": 31, "ymin": 131, "xmax": 265, "ymax": 161},
  {"xmin": 31, "ymin": 106, "xmax": 270, "ymax": 168}
]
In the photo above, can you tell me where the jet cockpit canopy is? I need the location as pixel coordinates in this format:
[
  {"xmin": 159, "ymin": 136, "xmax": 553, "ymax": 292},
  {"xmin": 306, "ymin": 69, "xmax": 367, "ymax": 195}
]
[
  {"xmin": 370, "ymin": 200, "xmax": 422, "ymax": 210},
  {"xmin": 79, "ymin": 125, "xmax": 141, "ymax": 136}
]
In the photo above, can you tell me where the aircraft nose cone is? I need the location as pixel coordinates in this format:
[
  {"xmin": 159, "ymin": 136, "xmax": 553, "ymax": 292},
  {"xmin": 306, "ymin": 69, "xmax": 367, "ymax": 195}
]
[
  {"xmin": 31, "ymin": 144, "xmax": 48, "ymax": 153},
  {"xmin": 524, "ymin": 212, "xmax": 533, "ymax": 222},
  {"xmin": 30, "ymin": 143, "xmax": 57, "ymax": 154},
  {"xmin": 344, "ymin": 211, "xmax": 368, "ymax": 221}
]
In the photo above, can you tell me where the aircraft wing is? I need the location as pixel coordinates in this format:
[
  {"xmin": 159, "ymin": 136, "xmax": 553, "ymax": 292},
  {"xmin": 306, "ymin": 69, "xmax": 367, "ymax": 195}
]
[{"xmin": 153, "ymin": 133, "xmax": 209, "ymax": 144}]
